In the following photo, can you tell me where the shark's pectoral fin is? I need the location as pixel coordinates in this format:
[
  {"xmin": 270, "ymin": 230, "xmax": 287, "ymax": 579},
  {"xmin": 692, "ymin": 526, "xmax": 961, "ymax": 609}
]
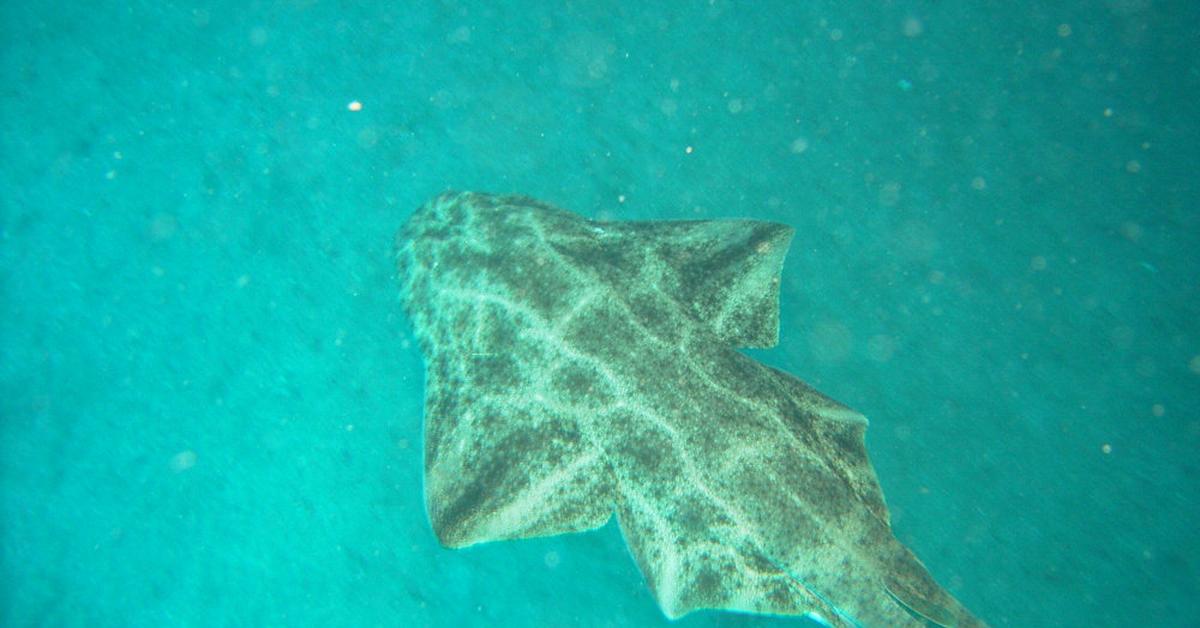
[
  {"xmin": 617, "ymin": 219, "xmax": 795, "ymax": 349},
  {"xmin": 424, "ymin": 391, "xmax": 615, "ymax": 548},
  {"xmin": 883, "ymin": 552, "xmax": 976, "ymax": 628}
]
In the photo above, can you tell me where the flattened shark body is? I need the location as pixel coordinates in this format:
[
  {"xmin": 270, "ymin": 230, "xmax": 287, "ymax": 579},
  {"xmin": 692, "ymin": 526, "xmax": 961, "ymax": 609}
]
[{"xmin": 395, "ymin": 191, "xmax": 984, "ymax": 627}]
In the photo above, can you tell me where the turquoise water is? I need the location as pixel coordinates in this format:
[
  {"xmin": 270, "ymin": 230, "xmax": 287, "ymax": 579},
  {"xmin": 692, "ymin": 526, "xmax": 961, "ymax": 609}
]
[{"xmin": 2, "ymin": 1, "xmax": 1197, "ymax": 626}]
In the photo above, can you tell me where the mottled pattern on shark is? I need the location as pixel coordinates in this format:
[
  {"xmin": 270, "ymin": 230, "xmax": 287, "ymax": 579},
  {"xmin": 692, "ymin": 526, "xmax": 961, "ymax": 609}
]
[{"xmin": 395, "ymin": 191, "xmax": 984, "ymax": 627}]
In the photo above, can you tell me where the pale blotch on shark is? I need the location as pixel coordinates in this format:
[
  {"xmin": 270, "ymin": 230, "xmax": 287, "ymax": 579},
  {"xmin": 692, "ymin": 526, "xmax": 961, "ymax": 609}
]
[{"xmin": 395, "ymin": 191, "xmax": 985, "ymax": 627}]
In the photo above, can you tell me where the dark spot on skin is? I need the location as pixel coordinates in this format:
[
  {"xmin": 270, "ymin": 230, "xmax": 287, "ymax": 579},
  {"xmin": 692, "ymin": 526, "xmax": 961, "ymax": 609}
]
[{"xmin": 550, "ymin": 362, "xmax": 613, "ymax": 408}]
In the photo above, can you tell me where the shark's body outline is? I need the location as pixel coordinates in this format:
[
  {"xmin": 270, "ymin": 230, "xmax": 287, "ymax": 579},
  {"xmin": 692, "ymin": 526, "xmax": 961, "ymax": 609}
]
[{"xmin": 395, "ymin": 191, "xmax": 985, "ymax": 627}]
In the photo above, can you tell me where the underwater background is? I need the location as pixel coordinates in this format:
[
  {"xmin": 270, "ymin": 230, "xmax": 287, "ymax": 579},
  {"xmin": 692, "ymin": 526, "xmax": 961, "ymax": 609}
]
[{"xmin": 2, "ymin": 1, "xmax": 1197, "ymax": 626}]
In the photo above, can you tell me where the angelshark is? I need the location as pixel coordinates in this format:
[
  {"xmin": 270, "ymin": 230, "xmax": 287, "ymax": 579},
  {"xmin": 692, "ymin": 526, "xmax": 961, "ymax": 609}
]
[{"xmin": 395, "ymin": 191, "xmax": 985, "ymax": 627}]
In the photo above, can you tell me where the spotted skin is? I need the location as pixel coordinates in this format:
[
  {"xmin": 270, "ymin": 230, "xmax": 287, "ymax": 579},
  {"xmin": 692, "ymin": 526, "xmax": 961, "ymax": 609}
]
[{"xmin": 395, "ymin": 192, "xmax": 985, "ymax": 627}]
